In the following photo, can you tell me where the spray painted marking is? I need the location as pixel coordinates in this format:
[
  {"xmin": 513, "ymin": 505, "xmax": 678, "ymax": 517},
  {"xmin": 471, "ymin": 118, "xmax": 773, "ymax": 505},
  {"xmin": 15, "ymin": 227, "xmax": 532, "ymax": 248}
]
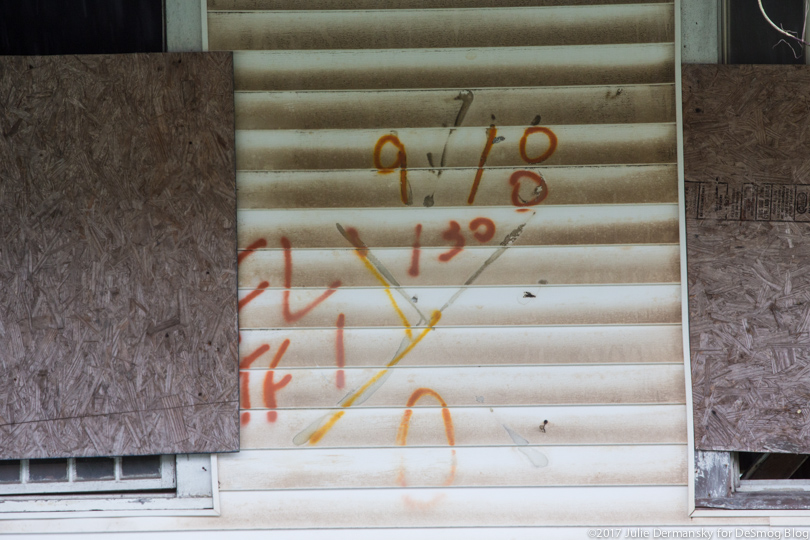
[
  {"xmin": 239, "ymin": 281, "xmax": 269, "ymax": 312},
  {"xmin": 467, "ymin": 125, "xmax": 497, "ymax": 205},
  {"xmin": 374, "ymin": 134, "xmax": 410, "ymax": 206},
  {"xmin": 281, "ymin": 237, "xmax": 341, "ymax": 323},
  {"xmin": 335, "ymin": 313, "xmax": 346, "ymax": 389},
  {"xmin": 238, "ymin": 238, "xmax": 267, "ymax": 264},
  {"xmin": 408, "ymin": 224, "xmax": 422, "ymax": 277}
]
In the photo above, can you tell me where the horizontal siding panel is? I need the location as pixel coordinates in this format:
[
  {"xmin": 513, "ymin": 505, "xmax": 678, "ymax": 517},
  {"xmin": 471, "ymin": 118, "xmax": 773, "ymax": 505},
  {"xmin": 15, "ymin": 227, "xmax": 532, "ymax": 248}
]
[
  {"xmin": 218, "ymin": 445, "xmax": 687, "ymax": 490},
  {"xmin": 236, "ymin": 124, "xmax": 676, "ymax": 170},
  {"xmin": 238, "ymin": 245, "xmax": 680, "ymax": 288},
  {"xmin": 211, "ymin": 0, "xmax": 674, "ymax": 11},
  {"xmin": 239, "ymin": 325, "xmax": 684, "ymax": 369},
  {"xmin": 234, "ymin": 85, "xmax": 676, "ymax": 130},
  {"xmin": 240, "ymin": 364, "xmax": 687, "ymax": 409},
  {"xmin": 209, "ymin": 5, "xmax": 674, "ymax": 50},
  {"xmin": 240, "ymin": 404, "xmax": 688, "ymax": 448},
  {"xmin": 236, "ymin": 165, "xmax": 678, "ymax": 208},
  {"xmin": 233, "ymin": 44, "xmax": 675, "ymax": 90},
  {"xmin": 238, "ymin": 284, "xmax": 682, "ymax": 328},
  {"xmin": 238, "ymin": 205, "xmax": 680, "ymax": 248},
  {"xmin": 0, "ymin": 487, "xmax": 732, "ymax": 531}
]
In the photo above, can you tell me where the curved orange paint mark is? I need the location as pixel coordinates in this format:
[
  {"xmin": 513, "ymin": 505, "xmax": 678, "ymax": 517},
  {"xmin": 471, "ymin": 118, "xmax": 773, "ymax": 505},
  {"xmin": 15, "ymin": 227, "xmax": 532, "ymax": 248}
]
[
  {"xmin": 438, "ymin": 221, "xmax": 465, "ymax": 262},
  {"xmin": 374, "ymin": 134, "xmax": 409, "ymax": 205},
  {"xmin": 519, "ymin": 126, "xmax": 558, "ymax": 164},
  {"xmin": 238, "ymin": 238, "xmax": 267, "ymax": 264},
  {"xmin": 509, "ymin": 170, "xmax": 549, "ymax": 207},
  {"xmin": 281, "ymin": 237, "xmax": 341, "ymax": 323},
  {"xmin": 467, "ymin": 125, "xmax": 497, "ymax": 205},
  {"xmin": 468, "ymin": 217, "xmax": 495, "ymax": 243},
  {"xmin": 396, "ymin": 388, "xmax": 457, "ymax": 490}
]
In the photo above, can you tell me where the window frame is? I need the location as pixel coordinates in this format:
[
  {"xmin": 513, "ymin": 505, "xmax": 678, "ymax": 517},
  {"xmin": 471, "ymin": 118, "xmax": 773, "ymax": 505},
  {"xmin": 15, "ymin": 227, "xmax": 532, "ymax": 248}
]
[{"xmin": 0, "ymin": 454, "xmax": 219, "ymax": 519}]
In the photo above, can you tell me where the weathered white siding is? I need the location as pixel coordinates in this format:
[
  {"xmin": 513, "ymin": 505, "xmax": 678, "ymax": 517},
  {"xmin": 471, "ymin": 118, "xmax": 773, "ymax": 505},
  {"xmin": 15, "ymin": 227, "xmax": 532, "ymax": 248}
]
[{"xmin": 4, "ymin": 0, "xmax": 794, "ymax": 535}]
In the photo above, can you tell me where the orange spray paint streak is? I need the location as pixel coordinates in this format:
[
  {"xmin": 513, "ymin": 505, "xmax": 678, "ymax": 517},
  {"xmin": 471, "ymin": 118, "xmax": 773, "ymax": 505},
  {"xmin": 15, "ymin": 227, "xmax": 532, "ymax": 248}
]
[
  {"xmin": 374, "ymin": 134, "xmax": 410, "ymax": 205},
  {"xmin": 238, "ymin": 238, "xmax": 268, "ymax": 264},
  {"xmin": 519, "ymin": 126, "xmax": 558, "ymax": 164},
  {"xmin": 281, "ymin": 237, "xmax": 341, "ymax": 323},
  {"xmin": 468, "ymin": 217, "xmax": 495, "ymax": 243},
  {"xmin": 467, "ymin": 125, "xmax": 497, "ymax": 205},
  {"xmin": 239, "ymin": 341, "xmax": 278, "ymax": 425},
  {"xmin": 239, "ymin": 281, "xmax": 269, "ymax": 312},
  {"xmin": 240, "ymin": 344, "xmax": 269, "ymax": 369},
  {"xmin": 408, "ymin": 224, "xmax": 422, "ymax": 277},
  {"xmin": 335, "ymin": 313, "xmax": 346, "ymax": 389},
  {"xmin": 306, "ymin": 311, "xmax": 442, "ymax": 445},
  {"xmin": 438, "ymin": 220, "xmax": 465, "ymax": 262},
  {"xmin": 263, "ymin": 339, "xmax": 291, "ymax": 422},
  {"xmin": 240, "ymin": 372, "xmax": 251, "ymax": 426},
  {"xmin": 345, "ymin": 227, "xmax": 412, "ymax": 338},
  {"xmin": 396, "ymin": 388, "xmax": 457, "ymax": 490}
]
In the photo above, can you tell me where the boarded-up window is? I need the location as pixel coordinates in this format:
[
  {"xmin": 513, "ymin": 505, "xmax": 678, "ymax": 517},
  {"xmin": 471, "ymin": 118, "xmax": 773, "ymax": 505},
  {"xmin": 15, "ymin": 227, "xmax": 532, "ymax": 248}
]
[
  {"xmin": 684, "ymin": 64, "xmax": 810, "ymax": 455},
  {"xmin": 0, "ymin": 53, "xmax": 239, "ymax": 458}
]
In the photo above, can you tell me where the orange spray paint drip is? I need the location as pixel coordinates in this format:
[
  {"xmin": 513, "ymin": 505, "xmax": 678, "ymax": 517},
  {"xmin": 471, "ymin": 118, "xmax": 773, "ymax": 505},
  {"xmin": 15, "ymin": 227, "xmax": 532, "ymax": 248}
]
[
  {"xmin": 305, "ymin": 311, "xmax": 442, "ymax": 445},
  {"xmin": 335, "ymin": 313, "xmax": 346, "ymax": 389},
  {"xmin": 408, "ymin": 224, "xmax": 422, "ymax": 277},
  {"xmin": 467, "ymin": 125, "xmax": 497, "ymax": 205},
  {"xmin": 239, "ymin": 281, "xmax": 269, "ymax": 311},
  {"xmin": 396, "ymin": 388, "xmax": 457, "ymax": 489},
  {"xmin": 281, "ymin": 237, "xmax": 341, "ymax": 323},
  {"xmin": 238, "ymin": 238, "xmax": 268, "ymax": 264},
  {"xmin": 374, "ymin": 134, "xmax": 409, "ymax": 205}
]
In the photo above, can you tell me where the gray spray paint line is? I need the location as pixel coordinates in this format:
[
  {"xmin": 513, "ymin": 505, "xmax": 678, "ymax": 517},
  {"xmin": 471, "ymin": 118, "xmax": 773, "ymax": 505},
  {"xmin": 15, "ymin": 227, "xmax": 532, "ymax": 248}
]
[
  {"xmin": 502, "ymin": 424, "xmax": 549, "ymax": 468},
  {"xmin": 335, "ymin": 222, "xmax": 427, "ymax": 326}
]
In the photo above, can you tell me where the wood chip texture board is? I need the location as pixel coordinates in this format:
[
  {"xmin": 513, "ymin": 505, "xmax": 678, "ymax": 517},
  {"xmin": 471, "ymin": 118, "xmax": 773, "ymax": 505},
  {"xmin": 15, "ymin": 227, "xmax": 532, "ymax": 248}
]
[
  {"xmin": 684, "ymin": 64, "xmax": 810, "ymax": 454},
  {"xmin": 0, "ymin": 53, "xmax": 239, "ymax": 459}
]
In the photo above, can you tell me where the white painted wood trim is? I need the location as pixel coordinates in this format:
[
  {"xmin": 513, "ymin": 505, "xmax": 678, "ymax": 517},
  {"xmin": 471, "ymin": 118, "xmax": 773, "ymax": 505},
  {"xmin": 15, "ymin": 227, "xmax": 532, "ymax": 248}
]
[
  {"xmin": 166, "ymin": 0, "xmax": 204, "ymax": 52},
  {"xmin": 201, "ymin": 0, "xmax": 209, "ymax": 51},
  {"xmin": 675, "ymin": 0, "xmax": 697, "ymax": 519}
]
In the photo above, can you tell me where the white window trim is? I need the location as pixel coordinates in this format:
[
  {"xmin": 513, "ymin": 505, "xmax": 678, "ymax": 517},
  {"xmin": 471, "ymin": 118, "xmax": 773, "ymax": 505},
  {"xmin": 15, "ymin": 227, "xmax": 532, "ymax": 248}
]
[{"xmin": 0, "ymin": 454, "xmax": 219, "ymax": 519}]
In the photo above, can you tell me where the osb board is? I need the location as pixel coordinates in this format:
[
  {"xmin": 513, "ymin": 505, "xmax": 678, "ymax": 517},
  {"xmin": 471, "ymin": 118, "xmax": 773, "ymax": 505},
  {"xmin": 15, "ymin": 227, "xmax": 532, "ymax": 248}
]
[
  {"xmin": 0, "ymin": 53, "xmax": 238, "ymax": 458},
  {"xmin": 684, "ymin": 64, "xmax": 810, "ymax": 454}
]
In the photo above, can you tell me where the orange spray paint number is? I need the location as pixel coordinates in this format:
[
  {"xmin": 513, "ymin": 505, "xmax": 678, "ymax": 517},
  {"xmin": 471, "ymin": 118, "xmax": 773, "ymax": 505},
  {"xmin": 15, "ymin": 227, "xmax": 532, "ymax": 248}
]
[
  {"xmin": 438, "ymin": 221, "xmax": 465, "ymax": 262},
  {"xmin": 374, "ymin": 134, "xmax": 410, "ymax": 206},
  {"xmin": 519, "ymin": 126, "xmax": 558, "ymax": 164},
  {"xmin": 468, "ymin": 217, "xmax": 496, "ymax": 243},
  {"xmin": 467, "ymin": 125, "xmax": 497, "ymax": 205}
]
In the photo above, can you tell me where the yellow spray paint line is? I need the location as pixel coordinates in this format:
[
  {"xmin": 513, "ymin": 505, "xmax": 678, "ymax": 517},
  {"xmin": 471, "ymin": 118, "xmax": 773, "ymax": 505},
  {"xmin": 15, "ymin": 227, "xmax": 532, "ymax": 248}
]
[
  {"xmin": 356, "ymin": 252, "xmax": 413, "ymax": 339},
  {"xmin": 305, "ymin": 311, "xmax": 441, "ymax": 445}
]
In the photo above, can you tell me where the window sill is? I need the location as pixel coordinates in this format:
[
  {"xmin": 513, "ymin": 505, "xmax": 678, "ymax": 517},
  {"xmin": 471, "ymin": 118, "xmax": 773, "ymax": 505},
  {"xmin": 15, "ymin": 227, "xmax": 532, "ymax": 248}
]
[{"xmin": 0, "ymin": 455, "xmax": 219, "ymax": 520}]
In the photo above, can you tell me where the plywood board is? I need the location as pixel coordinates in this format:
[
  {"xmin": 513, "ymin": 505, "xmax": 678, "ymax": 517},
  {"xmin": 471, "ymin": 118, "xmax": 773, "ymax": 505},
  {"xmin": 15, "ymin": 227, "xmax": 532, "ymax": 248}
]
[
  {"xmin": 684, "ymin": 64, "xmax": 810, "ymax": 453},
  {"xmin": 0, "ymin": 53, "xmax": 238, "ymax": 458}
]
